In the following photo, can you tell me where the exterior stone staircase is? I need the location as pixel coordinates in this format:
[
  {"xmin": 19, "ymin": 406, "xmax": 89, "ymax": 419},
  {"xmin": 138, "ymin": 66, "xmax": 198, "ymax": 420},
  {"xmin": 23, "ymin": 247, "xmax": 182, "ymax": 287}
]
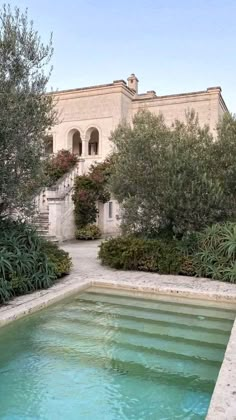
[
  {"xmin": 34, "ymin": 210, "xmax": 58, "ymax": 242},
  {"xmin": 34, "ymin": 160, "xmax": 84, "ymax": 242}
]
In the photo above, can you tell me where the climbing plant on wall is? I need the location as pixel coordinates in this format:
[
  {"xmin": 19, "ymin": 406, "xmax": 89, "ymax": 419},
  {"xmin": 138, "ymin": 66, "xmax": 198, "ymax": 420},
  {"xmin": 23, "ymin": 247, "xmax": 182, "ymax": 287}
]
[
  {"xmin": 45, "ymin": 150, "xmax": 78, "ymax": 186},
  {"xmin": 72, "ymin": 157, "xmax": 113, "ymax": 239}
]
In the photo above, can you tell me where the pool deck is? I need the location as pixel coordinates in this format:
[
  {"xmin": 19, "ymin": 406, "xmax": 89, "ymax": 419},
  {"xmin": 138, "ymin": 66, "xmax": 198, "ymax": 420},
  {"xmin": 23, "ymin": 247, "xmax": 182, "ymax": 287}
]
[{"xmin": 0, "ymin": 240, "xmax": 236, "ymax": 419}]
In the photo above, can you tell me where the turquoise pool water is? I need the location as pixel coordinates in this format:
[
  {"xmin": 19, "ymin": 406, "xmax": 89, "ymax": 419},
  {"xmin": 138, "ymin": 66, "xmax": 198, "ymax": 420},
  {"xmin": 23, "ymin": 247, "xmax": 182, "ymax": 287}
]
[{"xmin": 0, "ymin": 288, "xmax": 235, "ymax": 420}]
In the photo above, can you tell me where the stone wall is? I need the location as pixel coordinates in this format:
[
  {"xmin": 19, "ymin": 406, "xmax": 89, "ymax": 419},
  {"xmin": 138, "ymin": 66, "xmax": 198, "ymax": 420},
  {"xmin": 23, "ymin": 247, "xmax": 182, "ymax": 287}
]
[
  {"xmin": 51, "ymin": 76, "xmax": 228, "ymax": 160},
  {"xmin": 132, "ymin": 87, "xmax": 227, "ymax": 136},
  {"xmin": 51, "ymin": 81, "xmax": 134, "ymax": 159}
]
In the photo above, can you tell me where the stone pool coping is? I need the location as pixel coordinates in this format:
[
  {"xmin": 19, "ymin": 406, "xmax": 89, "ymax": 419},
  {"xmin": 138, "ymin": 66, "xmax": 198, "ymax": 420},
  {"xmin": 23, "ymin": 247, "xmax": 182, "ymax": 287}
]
[{"xmin": 0, "ymin": 240, "xmax": 236, "ymax": 420}]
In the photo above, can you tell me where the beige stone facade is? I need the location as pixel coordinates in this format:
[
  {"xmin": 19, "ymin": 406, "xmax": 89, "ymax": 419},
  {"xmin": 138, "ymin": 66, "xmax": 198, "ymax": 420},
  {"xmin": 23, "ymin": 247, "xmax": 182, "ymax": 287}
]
[{"xmin": 44, "ymin": 74, "xmax": 228, "ymax": 237}]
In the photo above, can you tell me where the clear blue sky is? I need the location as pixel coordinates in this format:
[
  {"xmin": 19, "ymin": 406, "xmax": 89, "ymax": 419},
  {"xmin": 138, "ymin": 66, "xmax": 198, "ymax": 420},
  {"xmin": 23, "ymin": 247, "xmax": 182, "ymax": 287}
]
[{"xmin": 4, "ymin": 0, "xmax": 236, "ymax": 112}]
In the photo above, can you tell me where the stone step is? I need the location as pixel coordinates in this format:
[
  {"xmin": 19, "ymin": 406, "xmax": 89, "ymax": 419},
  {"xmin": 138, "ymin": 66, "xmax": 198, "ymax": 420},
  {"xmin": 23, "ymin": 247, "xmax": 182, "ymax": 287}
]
[
  {"xmin": 33, "ymin": 211, "xmax": 58, "ymax": 242},
  {"xmin": 36, "ymin": 230, "xmax": 49, "ymax": 235},
  {"xmin": 34, "ymin": 214, "xmax": 48, "ymax": 218},
  {"xmin": 37, "ymin": 229, "xmax": 49, "ymax": 235},
  {"xmin": 35, "ymin": 227, "xmax": 49, "ymax": 231},
  {"xmin": 34, "ymin": 221, "xmax": 49, "ymax": 226},
  {"xmin": 36, "ymin": 231, "xmax": 59, "ymax": 243},
  {"xmin": 44, "ymin": 235, "xmax": 59, "ymax": 243}
]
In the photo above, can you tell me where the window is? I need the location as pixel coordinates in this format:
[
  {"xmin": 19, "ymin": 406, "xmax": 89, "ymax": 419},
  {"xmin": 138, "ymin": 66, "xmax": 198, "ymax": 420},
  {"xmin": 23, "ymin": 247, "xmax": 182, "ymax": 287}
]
[{"xmin": 108, "ymin": 201, "xmax": 113, "ymax": 219}]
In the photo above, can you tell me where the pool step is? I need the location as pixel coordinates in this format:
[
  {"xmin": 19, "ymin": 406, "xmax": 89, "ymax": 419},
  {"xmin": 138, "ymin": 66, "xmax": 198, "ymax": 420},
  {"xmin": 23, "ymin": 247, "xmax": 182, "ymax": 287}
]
[
  {"xmin": 63, "ymin": 301, "xmax": 233, "ymax": 336},
  {"xmin": 37, "ymin": 328, "xmax": 220, "ymax": 385},
  {"xmin": 88, "ymin": 286, "xmax": 236, "ymax": 313},
  {"xmin": 55, "ymin": 306, "xmax": 230, "ymax": 346},
  {"xmin": 75, "ymin": 296, "xmax": 234, "ymax": 332},
  {"xmin": 32, "ymin": 291, "xmax": 235, "ymax": 395},
  {"xmin": 1, "ymin": 289, "xmax": 233, "ymax": 420},
  {"xmin": 42, "ymin": 316, "xmax": 225, "ymax": 363},
  {"xmin": 80, "ymin": 291, "xmax": 236, "ymax": 320}
]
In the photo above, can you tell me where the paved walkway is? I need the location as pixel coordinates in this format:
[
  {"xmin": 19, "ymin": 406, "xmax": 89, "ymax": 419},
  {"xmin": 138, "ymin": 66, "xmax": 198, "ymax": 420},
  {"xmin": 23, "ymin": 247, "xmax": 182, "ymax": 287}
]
[{"xmin": 62, "ymin": 240, "xmax": 236, "ymax": 301}]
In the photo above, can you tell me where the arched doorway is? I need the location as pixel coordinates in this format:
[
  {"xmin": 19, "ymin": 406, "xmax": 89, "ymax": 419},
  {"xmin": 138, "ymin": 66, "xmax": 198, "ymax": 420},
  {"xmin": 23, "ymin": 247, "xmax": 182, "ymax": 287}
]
[
  {"xmin": 72, "ymin": 130, "xmax": 82, "ymax": 156},
  {"xmin": 88, "ymin": 128, "xmax": 99, "ymax": 156}
]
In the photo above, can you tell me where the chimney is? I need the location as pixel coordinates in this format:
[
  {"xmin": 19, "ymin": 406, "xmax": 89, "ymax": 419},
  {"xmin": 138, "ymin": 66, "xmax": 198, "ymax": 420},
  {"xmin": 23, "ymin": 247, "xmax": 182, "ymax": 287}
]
[{"xmin": 127, "ymin": 73, "xmax": 139, "ymax": 93}]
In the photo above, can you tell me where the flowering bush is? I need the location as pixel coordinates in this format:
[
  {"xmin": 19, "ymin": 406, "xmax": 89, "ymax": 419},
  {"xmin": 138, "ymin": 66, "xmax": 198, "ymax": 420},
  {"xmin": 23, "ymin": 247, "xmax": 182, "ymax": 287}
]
[
  {"xmin": 73, "ymin": 176, "xmax": 99, "ymax": 228},
  {"xmin": 45, "ymin": 150, "xmax": 78, "ymax": 185},
  {"xmin": 73, "ymin": 158, "xmax": 113, "ymax": 237}
]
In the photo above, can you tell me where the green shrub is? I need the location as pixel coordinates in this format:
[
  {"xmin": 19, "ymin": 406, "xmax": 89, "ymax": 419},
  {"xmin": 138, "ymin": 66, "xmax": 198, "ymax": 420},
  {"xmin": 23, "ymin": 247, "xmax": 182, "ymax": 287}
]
[
  {"xmin": 76, "ymin": 225, "xmax": 101, "ymax": 240},
  {"xmin": 42, "ymin": 241, "xmax": 72, "ymax": 277},
  {"xmin": 110, "ymin": 110, "xmax": 236, "ymax": 238},
  {"xmin": 99, "ymin": 236, "xmax": 195, "ymax": 275},
  {"xmin": 0, "ymin": 218, "xmax": 72, "ymax": 304},
  {"xmin": 0, "ymin": 278, "xmax": 12, "ymax": 303},
  {"xmin": 99, "ymin": 226, "xmax": 236, "ymax": 282},
  {"xmin": 179, "ymin": 256, "xmax": 196, "ymax": 276},
  {"xmin": 194, "ymin": 223, "xmax": 236, "ymax": 282}
]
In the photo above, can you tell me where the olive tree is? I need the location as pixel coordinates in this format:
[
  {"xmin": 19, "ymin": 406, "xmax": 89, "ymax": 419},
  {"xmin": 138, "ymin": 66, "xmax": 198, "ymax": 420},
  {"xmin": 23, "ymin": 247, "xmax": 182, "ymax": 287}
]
[
  {"xmin": 110, "ymin": 110, "xmax": 235, "ymax": 237},
  {"xmin": 213, "ymin": 113, "xmax": 236, "ymax": 197},
  {"xmin": 0, "ymin": 4, "xmax": 57, "ymax": 216}
]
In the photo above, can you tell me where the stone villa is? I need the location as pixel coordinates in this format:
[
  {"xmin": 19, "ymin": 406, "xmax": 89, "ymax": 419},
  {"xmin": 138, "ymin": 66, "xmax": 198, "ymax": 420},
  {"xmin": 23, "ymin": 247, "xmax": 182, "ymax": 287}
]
[{"xmin": 40, "ymin": 74, "xmax": 228, "ymax": 241}]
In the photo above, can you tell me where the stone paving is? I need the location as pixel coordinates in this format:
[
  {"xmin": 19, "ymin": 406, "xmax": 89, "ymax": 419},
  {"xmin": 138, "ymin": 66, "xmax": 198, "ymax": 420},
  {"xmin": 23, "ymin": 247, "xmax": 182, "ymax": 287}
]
[
  {"xmin": 63, "ymin": 240, "xmax": 236, "ymax": 301},
  {"xmin": 0, "ymin": 239, "xmax": 236, "ymax": 419}
]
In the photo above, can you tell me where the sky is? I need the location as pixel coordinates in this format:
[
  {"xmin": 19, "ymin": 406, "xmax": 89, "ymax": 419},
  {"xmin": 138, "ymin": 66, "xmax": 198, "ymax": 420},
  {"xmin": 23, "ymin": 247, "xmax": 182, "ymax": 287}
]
[{"xmin": 4, "ymin": 0, "xmax": 236, "ymax": 112}]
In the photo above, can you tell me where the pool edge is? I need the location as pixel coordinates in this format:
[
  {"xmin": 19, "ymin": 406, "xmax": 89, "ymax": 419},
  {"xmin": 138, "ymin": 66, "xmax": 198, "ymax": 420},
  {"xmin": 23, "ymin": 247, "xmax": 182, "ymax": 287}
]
[
  {"xmin": 0, "ymin": 279, "xmax": 91, "ymax": 328},
  {"xmin": 0, "ymin": 277, "xmax": 236, "ymax": 419},
  {"xmin": 205, "ymin": 316, "xmax": 236, "ymax": 420}
]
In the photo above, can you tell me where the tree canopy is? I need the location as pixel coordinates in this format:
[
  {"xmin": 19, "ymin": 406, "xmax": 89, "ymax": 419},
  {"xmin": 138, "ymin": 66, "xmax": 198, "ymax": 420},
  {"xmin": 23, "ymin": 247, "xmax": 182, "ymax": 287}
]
[
  {"xmin": 0, "ymin": 4, "xmax": 56, "ymax": 216},
  {"xmin": 110, "ymin": 109, "xmax": 236, "ymax": 237}
]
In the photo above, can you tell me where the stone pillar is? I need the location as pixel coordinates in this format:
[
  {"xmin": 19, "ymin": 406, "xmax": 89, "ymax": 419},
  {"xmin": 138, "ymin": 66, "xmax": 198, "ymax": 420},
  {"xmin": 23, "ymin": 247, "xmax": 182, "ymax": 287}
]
[
  {"xmin": 47, "ymin": 192, "xmax": 76, "ymax": 242},
  {"xmin": 78, "ymin": 158, "xmax": 85, "ymax": 175},
  {"xmin": 81, "ymin": 136, "xmax": 88, "ymax": 158},
  {"xmin": 47, "ymin": 195, "xmax": 64, "ymax": 241}
]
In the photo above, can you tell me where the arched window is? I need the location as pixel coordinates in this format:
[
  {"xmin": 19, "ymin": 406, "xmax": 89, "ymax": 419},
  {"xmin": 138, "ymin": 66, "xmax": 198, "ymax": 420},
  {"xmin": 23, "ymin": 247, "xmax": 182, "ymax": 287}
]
[
  {"xmin": 44, "ymin": 135, "xmax": 53, "ymax": 155},
  {"xmin": 72, "ymin": 130, "xmax": 82, "ymax": 156},
  {"xmin": 88, "ymin": 128, "xmax": 99, "ymax": 156}
]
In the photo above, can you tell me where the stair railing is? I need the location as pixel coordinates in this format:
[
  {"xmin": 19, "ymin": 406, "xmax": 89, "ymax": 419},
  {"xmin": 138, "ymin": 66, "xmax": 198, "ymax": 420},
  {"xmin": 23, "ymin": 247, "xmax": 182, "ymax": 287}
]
[{"xmin": 34, "ymin": 159, "xmax": 85, "ymax": 241}]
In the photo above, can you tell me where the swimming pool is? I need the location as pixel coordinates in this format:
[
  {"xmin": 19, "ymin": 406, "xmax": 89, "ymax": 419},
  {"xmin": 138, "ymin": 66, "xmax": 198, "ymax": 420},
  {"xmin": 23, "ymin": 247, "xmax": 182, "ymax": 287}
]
[{"xmin": 0, "ymin": 287, "xmax": 235, "ymax": 419}]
